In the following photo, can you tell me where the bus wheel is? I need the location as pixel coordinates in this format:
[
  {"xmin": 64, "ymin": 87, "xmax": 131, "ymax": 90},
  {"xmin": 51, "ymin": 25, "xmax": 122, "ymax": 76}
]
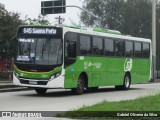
[
  {"xmin": 122, "ymin": 73, "xmax": 131, "ymax": 90},
  {"xmin": 35, "ymin": 88, "xmax": 47, "ymax": 95},
  {"xmin": 115, "ymin": 73, "xmax": 131, "ymax": 90},
  {"xmin": 72, "ymin": 76, "xmax": 85, "ymax": 95}
]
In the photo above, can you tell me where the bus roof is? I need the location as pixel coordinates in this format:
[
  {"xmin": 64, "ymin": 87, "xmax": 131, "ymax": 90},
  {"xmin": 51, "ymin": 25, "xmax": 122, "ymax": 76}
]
[
  {"xmin": 18, "ymin": 25, "xmax": 151, "ymax": 43},
  {"xmin": 64, "ymin": 26, "xmax": 151, "ymax": 43}
]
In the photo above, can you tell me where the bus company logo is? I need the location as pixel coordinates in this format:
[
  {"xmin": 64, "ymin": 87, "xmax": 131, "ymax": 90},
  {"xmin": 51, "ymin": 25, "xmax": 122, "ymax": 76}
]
[
  {"xmin": 84, "ymin": 61, "xmax": 91, "ymax": 69},
  {"xmin": 84, "ymin": 61, "xmax": 102, "ymax": 69},
  {"xmin": 124, "ymin": 58, "xmax": 133, "ymax": 72}
]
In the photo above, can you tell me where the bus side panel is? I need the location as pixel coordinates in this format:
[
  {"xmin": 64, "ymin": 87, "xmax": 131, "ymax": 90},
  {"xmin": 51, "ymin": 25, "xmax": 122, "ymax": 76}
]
[
  {"xmin": 131, "ymin": 59, "xmax": 150, "ymax": 84},
  {"xmin": 64, "ymin": 57, "xmax": 125, "ymax": 88},
  {"xmin": 64, "ymin": 57, "xmax": 150, "ymax": 89},
  {"xmin": 64, "ymin": 57, "xmax": 92, "ymax": 88},
  {"xmin": 90, "ymin": 57, "xmax": 124, "ymax": 87},
  {"xmin": 105, "ymin": 58, "xmax": 125, "ymax": 86}
]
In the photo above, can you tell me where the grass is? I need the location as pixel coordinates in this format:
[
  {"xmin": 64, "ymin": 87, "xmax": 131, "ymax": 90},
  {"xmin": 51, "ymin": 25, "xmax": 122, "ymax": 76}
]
[{"xmin": 57, "ymin": 94, "xmax": 160, "ymax": 119}]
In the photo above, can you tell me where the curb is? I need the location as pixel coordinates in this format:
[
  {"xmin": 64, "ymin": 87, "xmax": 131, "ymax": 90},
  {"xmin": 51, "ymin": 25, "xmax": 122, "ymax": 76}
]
[
  {"xmin": 0, "ymin": 81, "xmax": 33, "ymax": 93},
  {"xmin": 0, "ymin": 84, "xmax": 17, "ymax": 89},
  {"xmin": 0, "ymin": 87, "xmax": 32, "ymax": 93}
]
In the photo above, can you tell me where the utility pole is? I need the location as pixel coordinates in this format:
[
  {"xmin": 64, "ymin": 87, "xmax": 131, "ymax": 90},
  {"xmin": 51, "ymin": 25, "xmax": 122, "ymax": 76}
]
[
  {"xmin": 55, "ymin": 16, "xmax": 65, "ymax": 24},
  {"xmin": 152, "ymin": 0, "xmax": 156, "ymax": 81}
]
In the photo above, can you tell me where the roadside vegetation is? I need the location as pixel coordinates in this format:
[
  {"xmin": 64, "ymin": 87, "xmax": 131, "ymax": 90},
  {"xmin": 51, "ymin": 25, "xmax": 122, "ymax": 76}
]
[
  {"xmin": 57, "ymin": 93, "xmax": 160, "ymax": 119},
  {"xmin": 0, "ymin": 4, "xmax": 50, "ymax": 81},
  {"xmin": 0, "ymin": 72, "xmax": 9, "ymax": 80}
]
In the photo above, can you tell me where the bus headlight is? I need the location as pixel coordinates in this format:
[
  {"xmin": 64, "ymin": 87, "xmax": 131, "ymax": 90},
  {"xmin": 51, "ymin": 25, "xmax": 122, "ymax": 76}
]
[
  {"xmin": 50, "ymin": 75, "xmax": 55, "ymax": 81},
  {"xmin": 55, "ymin": 72, "xmax": 61, "ymax": 78},
  {"xmin": 49, "ymin": 72, "xmax": 61, "ymax": 81},
  {"xmin": 14, "ymin": 71, "xmax": 19, "ymax": 78}
]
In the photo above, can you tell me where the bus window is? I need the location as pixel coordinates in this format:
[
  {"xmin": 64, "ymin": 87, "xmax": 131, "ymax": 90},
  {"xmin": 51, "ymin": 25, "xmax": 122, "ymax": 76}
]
[
  {"xmin": 134, "ymin": 42, "xmax": 142, "ymax": 58},
  {"xmin": 64, "ymin": 32, "xmax": 77, "ymax": 57},
  {"xmin": 65, "ymin": 32, "xmax": 77, "ymax": 42},
  {"xmin": 115, "ymin": 40, "xmax": 125, "ymax": 57},
  {"xmin": 143, "ymin": 43, "xmax": 150, "ymax": 58},
  {"xmin": 92, "ymin": 37, "xmax": 103, "ymax": 55},
  {"xmin": 80, "ymin": 36, "xmax": 91, "ymax": 55},
  {"xmin": 104, "ymin": 38, "xmax": 114, "ymax": 56},
  {"xmin": 125, "ymin": 41, "xmax": 134, "ymax": 57},
  {"xmin": 65, "ymin": 41, "xmax": 76, "ymax": 58}
]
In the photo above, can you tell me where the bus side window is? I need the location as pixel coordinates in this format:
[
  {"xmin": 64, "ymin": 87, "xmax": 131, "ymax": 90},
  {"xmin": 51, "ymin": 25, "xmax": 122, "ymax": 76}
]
[
  {"xmin": 92, "ymin": 37, "xmax": 103, "ymax": 55},
  {"xmin": 142, "ymin": 43, "xmax": 150, "ymax": 58},
  {"xmin": 115, "ymin": 40, "xmax": 125, "ymax": 57},
  {"xmin": 125, "ymin": 41, "xmax": 134, "ymax": 57},
  {"xmin": 104, "ymin": 38, "xmax": 114, "ymax": 56},
  {"xmin": 80, "ymin": 36, "xmax": 91, "ymax": 55},
  {"xmin": 134, "ymin": 42, "xmax": 142, "ymax": 58},
  {"xmin": 65, "ymin": 41, "xmax": 76, "ymax": 58},
  {"xmin": 64, "ymin": 32, "xmax": 77, "ymax": 68}
]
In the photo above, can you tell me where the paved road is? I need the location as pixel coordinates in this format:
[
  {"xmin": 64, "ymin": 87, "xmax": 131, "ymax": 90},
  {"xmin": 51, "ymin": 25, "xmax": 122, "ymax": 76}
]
[{"xmin": 0, "ymin": 83, "xmax": 160, "ymax": 111}]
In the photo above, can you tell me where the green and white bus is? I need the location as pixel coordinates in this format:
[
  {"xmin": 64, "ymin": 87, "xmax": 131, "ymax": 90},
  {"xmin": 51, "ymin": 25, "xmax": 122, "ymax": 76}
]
[{"xmin": 13, "ymin": 25, "xmax": 151, "ymax": 95}]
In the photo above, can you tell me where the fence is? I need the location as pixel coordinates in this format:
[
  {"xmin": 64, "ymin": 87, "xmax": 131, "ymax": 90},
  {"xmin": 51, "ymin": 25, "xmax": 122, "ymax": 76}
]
[
  {"xmin": 0, "ymin": 58, "xmax": 13, "ymax": 80},
  {"xmin": 0, "ymin": 58, "xmax": 13, "ymax": 72}
]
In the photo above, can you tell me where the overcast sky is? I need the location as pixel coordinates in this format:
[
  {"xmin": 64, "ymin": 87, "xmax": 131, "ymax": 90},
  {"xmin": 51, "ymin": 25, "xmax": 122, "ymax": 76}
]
[{"xmin": 0, "ymin": 0, "xmax": 83, "ymax": 25}]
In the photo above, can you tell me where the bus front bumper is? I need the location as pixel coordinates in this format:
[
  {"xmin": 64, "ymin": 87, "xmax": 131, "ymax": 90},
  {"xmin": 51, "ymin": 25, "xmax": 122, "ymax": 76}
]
[{"xmin": 13, "ymin": 74, "xmax": 64, "ymax": 89}]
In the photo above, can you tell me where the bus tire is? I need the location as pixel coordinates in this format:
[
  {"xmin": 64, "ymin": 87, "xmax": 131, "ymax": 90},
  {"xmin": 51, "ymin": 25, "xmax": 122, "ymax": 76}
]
[
  {"xmin": 115, "ymin": 73, "xmax": 131, "ymax": 90},
  {"xmin": 35, "ymin": 88, "xmax": 47, "ymax": 95},
  {"xmin": 71, "ymin": 76, "xmax": 85, "ymax": 95},
  {"xmin": 122, "ymin": 73, "xmax": 131, "ymax": 90}
]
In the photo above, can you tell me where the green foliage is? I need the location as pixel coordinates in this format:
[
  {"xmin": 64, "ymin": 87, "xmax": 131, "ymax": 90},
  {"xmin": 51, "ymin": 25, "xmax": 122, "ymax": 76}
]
[
  {"xmin": 57, "ymin": 94, "xmax": 160, "ymax": 118},
  {"xmin": 78, "ymin": 94, "xmax": 160, "ymax": 111},
  {"xmin": 0, "ymin": 4, "xmax": 50, "ymax": 59},
  {"xmin": 0, "ymin": 5, "xmax": 23, "ymax": 59},
  {"xmin": 24, "ymin": 15, "xmax": 50, "ymax": 25},
  {"xmin": 0, "ymin": 72, "xmax": 9, "ymax": 79},
  {"xmin": 81, "ymin": 0, "xmax": 152, "ymax": 38}
]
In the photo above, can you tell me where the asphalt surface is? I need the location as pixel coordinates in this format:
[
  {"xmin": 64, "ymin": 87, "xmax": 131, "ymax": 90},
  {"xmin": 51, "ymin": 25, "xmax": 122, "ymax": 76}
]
[
  {"xmin": 0, "ymin": 81, "xmax": 29, "ymax": 92},
  {"xmin": 0, "ymin": 83, "xmax": 160, "ymax": 111},
  {"xmin": 0, "ymin": 81, "xmax": 160, "ymax": 120}
]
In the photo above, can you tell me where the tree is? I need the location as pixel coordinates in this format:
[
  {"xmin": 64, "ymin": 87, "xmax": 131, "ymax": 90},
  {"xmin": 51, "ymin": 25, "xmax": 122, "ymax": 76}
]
[
  {"xmin": 81, "ymin": 0, "xmax": 160, "ymax": 73},
  {"xmin": 24, "ymin": 15, "xmax": 50, "ymax": 25},
  {"xmin": 0, "ymin": 5, "xmax": 50, "ymax": 59},
  {"xmin": 80, "ymin": 0, "xmax": 152, "ymax": 38},
  {"xmin": 156, "ymin": 1, "xmax": 160, "ymax": 70},
  {"xmin": 0, "ymin": 5, "xmax": 23, "ymax": 59}
]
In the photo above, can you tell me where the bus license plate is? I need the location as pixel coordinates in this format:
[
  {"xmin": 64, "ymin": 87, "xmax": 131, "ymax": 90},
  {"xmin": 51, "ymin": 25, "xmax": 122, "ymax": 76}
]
[{"xmin": 29, "ymin": 81, "xmax": 37, "ymax": 85}]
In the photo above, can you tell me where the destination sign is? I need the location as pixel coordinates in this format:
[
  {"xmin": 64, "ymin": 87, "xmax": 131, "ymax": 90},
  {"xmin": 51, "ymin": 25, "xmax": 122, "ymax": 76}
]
[{"xmin": 23, "ymin": 28, "xmax": 57, "ymax": 34}]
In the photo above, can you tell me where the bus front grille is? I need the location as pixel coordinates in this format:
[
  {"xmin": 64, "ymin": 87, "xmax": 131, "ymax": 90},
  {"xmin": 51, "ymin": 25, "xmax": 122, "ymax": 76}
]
[{"xmin": 19, "ymin": 79, "xmax": 48, "ymax": 85}]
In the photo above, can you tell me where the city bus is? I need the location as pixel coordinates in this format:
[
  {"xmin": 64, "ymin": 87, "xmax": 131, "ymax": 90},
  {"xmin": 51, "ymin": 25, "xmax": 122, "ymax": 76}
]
[{"xmin": 12, "ymin": 25, "xmax": 151, "ymax": 95}]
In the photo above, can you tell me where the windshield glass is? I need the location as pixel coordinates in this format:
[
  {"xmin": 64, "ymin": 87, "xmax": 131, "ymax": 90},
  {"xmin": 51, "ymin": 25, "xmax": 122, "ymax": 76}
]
[{"xmin": 16, "ymin": 38, "xmax": 62, "ymax": 65}]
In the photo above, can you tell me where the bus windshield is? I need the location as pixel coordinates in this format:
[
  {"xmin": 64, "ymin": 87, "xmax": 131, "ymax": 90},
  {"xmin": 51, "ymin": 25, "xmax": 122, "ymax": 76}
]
[{"xmin": 16, "ymin": 37, "xmax": 62, "ymax": 65}]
